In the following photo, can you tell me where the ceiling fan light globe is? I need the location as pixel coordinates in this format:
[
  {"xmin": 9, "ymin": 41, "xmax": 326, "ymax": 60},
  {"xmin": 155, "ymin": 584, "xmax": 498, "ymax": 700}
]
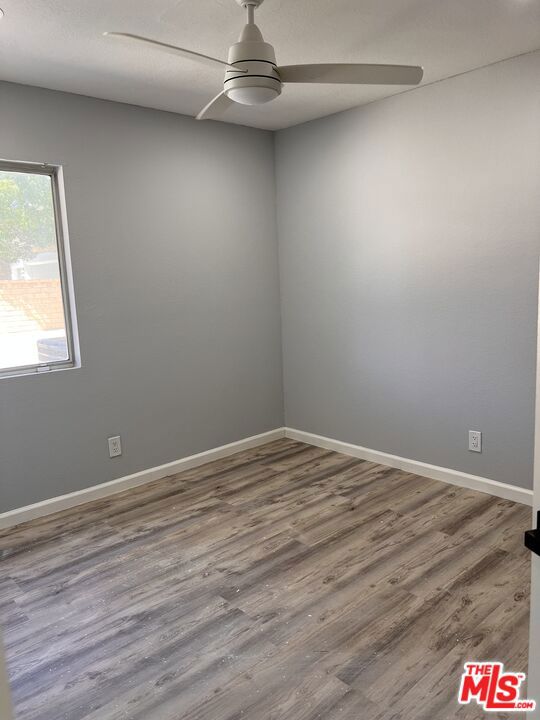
[{"xmin": 226, "ymin": 86, "xmax": 279, "ymax": 105}]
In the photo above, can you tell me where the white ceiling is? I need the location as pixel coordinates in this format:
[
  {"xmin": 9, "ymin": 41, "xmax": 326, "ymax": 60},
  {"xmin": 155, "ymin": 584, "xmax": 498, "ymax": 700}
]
[{"xmin": 0, "ymin": 0, "xmax": 539, "ymax": 131}]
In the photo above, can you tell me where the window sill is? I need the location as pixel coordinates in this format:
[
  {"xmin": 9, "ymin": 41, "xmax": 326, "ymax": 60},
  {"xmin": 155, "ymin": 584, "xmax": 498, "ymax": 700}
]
[{"xmin": 0, "ymin": 362, "xmax": 81, "ymax": 380}]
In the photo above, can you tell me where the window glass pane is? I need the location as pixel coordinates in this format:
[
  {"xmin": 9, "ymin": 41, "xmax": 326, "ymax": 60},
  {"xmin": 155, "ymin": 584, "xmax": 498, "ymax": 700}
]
[{"xmin": 0, "ymin": 169, "xmax": 69, "ymax": 371}]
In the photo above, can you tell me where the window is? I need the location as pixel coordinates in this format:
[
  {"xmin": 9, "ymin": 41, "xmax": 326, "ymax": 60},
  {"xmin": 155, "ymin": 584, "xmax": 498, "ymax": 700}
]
[{"xmin": 0, "ymin": 160, "xmax": 78, "ymax": 378}]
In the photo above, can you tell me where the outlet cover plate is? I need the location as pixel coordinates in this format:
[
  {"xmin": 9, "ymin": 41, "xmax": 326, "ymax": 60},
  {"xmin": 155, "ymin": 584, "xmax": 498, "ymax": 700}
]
[
  {"xmin": 108, "ymin": 436, "xmax": 122, "ymax": 458},
  {"xmin": 469, "ymin": 430, "xmax": 482, "ymax": 453}
]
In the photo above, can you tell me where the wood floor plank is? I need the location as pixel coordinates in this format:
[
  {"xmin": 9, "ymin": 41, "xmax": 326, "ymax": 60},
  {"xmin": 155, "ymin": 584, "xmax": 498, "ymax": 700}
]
[{"xmin": 0, "ymin": 440, "xmax": 531, "ymax": 720}]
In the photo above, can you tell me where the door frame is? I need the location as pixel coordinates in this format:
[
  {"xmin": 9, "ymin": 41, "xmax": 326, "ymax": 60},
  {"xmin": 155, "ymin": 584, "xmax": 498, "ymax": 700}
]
[
  {"xmin": 527, "ymin": 267, "xmax": 540, "ymax": 702},
  {"xmin": 0, "ymin": 632, "xmax": 13, "ymax": 720}
]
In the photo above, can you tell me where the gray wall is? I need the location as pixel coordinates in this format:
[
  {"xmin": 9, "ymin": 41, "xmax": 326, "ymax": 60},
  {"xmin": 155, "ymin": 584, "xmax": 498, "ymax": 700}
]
[
  {"xmin": 276, "ymin": 51, "xmax": 540, "ymax": 490},
  {"xmin": 0, "ymin": 82, "xmax": 284, "ymax": 512},
  {"xmin": 2, "ymin": 49, "xmax": 539, "ymax": 511}
]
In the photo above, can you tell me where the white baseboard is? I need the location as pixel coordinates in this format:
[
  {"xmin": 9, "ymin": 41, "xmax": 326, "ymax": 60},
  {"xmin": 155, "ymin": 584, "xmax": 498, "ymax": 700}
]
[
  {"xmin": 0, "ymin": 428, "xmax": 286, "ymax": 530},
  {"xmin": 2, "ymin": 424, "xmax": 532, "ymax": 531},
  {"xmin": 285, "ymin": 427, "xmax": 533, "ymax": 507}
]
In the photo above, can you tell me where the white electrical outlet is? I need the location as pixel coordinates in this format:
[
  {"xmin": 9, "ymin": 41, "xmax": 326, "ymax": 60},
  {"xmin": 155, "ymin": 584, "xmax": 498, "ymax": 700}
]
[
  {"xmin": 468, "ymin": 430, "xmax": 482, "ymax": 453},
  {"xmin": 108, "ymin": 436, "xmax": 122, "ymax": 458}
]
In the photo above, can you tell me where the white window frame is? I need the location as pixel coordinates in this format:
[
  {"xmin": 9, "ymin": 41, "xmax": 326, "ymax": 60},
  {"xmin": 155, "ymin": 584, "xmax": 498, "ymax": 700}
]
[{"xmin": 0, "ymin": 159, "xmax": 80, "ymax": 379}]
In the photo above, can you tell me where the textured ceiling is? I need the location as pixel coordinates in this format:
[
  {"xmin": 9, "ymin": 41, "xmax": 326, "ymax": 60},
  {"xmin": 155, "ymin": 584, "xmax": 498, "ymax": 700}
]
[{"xmin": 0, "ymin": 0, "xmax": 539, "ymax": 130}]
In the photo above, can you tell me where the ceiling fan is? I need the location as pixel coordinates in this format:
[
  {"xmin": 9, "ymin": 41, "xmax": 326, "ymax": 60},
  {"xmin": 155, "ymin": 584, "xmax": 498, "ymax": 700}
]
[{"xmin": 105, "ymin": 0, "xmax": 424, "ymax": 121}]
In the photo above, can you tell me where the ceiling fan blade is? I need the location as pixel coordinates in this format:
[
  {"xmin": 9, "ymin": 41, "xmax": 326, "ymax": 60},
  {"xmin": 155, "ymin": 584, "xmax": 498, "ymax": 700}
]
[
  {"xmin": 278, "ymin": 63, "xmax": 423, "ymax": 86},
  {"xmin": 104, "ymin": 32, "xmax": 234, "ymax": 71},
  {"xmin": 196, "ymin": 92, "xmax": 234, "ymax": 121}
]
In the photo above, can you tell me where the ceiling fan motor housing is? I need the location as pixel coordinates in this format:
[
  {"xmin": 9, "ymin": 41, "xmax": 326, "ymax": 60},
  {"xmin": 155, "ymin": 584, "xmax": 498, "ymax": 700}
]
[{"xmin": 224, "ymin": 22, "xmax": 281, "ymax": 105}]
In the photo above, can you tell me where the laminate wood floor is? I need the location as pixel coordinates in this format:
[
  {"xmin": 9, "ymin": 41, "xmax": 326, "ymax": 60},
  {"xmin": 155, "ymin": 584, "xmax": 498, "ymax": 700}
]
[{"xmin": 0, "ymin": 439, "xmax": 532, "ymax": 720}]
